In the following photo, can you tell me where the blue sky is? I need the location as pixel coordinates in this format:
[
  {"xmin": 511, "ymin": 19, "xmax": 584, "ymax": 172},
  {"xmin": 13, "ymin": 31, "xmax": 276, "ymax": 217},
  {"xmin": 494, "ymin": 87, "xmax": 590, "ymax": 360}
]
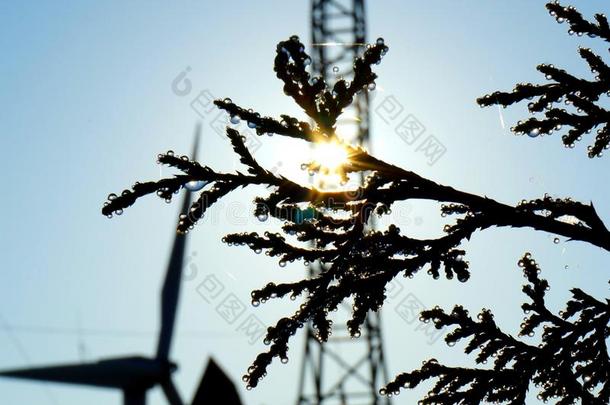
[{"xmin": 1, "ymin": 1, "xmax": 609, "ymax": 404}]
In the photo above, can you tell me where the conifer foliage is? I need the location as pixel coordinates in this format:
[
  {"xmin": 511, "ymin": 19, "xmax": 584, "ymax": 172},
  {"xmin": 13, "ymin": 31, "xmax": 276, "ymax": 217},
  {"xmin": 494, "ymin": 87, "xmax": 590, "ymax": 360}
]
[
  {"xmin": 478, "ymin": 1, "xmax": 610, "ymax": 157},
  {"xmin": 102, "ymin": 3, "xmax": 609, "ymax": 401},
  {"xmin": 381, "ymin": 254, "xmax": 610, "ymax": 404}
]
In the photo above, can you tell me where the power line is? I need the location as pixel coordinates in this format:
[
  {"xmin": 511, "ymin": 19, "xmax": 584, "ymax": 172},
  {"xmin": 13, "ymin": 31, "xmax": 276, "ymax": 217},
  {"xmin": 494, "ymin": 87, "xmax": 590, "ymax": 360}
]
[
  {"xmin": 0, "ymin": 324, "xmax": 242, "ymax": 339},
  {"xmin": 0, "ymin": 314, "xmax": 58, "ymax": 405}
]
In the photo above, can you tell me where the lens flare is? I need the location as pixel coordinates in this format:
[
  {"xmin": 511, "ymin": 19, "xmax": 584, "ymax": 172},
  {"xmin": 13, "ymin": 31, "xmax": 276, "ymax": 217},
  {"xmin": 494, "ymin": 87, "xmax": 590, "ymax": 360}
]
[{"xmin": 312, "ymin": 141, "xmax": 349, "ymax": 171}]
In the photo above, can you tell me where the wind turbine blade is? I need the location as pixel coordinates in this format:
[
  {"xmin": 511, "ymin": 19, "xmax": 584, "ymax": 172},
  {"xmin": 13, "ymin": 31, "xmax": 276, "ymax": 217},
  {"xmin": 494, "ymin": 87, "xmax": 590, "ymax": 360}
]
[
  {"xmin": 157, "ymin": 124, "xmax": 201, "ymax": 360},
  {"xmin": 160, "ymin": 377, "xmax": 184, "ymax": 405},
  {"xmin": 0, "ymin": 357, "xmax": 165, "ymax": 389},
  {"xmin": 124, "ymin": 388, "xmax": 147, "ymax": 405},
  {"xmin": 192, "ymin": 358, "xmax": 242, "ymax": 405}
]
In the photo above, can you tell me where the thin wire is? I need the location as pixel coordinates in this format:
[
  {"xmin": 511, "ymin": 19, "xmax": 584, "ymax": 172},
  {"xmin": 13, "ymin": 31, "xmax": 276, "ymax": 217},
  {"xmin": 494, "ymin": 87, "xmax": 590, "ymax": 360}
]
[
  {"xmin": 0, "ymin": 324, "xmax": 241, "ymax": 339},
  {"xmin": 0, "ymin": 314, "xmax": 58, "ymax": 404}
]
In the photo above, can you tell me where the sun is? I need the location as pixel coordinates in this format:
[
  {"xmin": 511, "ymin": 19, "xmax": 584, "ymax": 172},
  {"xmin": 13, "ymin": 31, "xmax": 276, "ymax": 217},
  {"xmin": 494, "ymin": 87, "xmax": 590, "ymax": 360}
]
[{"xmin": 311, "ymin": 140, "xmax": 349, "ymax": 171}]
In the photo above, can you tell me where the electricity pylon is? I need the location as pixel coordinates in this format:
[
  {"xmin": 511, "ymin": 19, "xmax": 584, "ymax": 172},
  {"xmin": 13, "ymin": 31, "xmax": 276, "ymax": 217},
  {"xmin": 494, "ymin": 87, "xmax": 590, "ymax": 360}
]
[{"xmin": 297, "ymin": 1, "xmax": 391, "ymax": 404}]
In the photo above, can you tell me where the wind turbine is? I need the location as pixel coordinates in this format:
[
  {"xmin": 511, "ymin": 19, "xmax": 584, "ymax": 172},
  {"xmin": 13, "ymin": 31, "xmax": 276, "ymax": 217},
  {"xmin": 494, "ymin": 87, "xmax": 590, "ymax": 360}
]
[{"xmin": 0, "ymin": 124, "xmax": 243, "ymax": 405}]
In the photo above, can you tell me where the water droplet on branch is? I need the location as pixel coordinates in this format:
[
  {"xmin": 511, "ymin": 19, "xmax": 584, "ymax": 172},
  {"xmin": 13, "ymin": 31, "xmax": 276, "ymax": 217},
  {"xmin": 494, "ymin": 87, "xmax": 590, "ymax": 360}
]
[
  {"xmin": 257, "ymin": 212, "xmax": 269, "ymax": 222},
  {"xmin": 185, "ymin": 180, "xmax": 208, "ymax": 192},
  {"xmin": 528, "ymin": 128, "xmax": 540, "ymax": 138}
]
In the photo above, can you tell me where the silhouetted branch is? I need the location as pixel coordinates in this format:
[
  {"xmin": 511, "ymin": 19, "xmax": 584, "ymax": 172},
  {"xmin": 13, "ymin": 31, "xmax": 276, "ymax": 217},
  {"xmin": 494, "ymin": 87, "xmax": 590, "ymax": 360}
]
[
  {"xmin": 478, "ymin": 1, "xmax": 610, "ymax": 157},
  {"xmin": 102, "ymin": 33, "xmax": 610, "ymax": 390},
  {"xmin": 382, "ymin": 253, "xmax": 610, "ymax": 404}
]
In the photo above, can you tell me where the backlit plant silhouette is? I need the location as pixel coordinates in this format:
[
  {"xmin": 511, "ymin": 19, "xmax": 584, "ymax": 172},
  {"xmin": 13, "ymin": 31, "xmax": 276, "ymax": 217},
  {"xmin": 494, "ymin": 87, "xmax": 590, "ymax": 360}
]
[
  {"xmin": 381, "ymin": 254, "xmax": 610, "ymax": 404},
  {"xmin": 102, "ymin": 3, "xmax": 609, "ymax": 402},
  {"xmin": 478, "ymin": 1, "xmax": 610, "ymax": 157}
]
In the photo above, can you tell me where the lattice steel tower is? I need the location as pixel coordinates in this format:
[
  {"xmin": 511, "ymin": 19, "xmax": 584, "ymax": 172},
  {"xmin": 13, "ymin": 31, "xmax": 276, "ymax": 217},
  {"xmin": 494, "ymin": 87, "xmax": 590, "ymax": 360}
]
[{"xmin": 297, "ymin": 1, "xmax": 391, "ymax": 404}]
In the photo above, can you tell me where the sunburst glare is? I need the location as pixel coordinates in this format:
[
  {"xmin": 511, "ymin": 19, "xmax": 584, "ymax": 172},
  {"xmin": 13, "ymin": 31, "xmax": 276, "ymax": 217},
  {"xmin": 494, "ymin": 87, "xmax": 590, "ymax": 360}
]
[{"xmin": 311, "ymin": 140, "xmax": 349, "ymax": 171}]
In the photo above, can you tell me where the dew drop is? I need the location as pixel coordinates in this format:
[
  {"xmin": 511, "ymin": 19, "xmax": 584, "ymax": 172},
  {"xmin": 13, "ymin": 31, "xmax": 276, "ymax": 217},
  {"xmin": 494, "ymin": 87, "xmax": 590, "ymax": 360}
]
[
  {"xmin": 528, "ymin": 128, "xmax": 540, "ymax": 138},
  {"xmin": 230, "ymin": 115, "xmax": 240, "ymax": 124},
  {"xmin": 332, "ymin": 66, "xmax": 339, "ymax": 73},
  {"xmin": 257, "ymin": 212, "xmax": 269, "ymax": 222},
  {"xmin": 185, "ymin": 180, "xmax": 208, "ymax": 192}
]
